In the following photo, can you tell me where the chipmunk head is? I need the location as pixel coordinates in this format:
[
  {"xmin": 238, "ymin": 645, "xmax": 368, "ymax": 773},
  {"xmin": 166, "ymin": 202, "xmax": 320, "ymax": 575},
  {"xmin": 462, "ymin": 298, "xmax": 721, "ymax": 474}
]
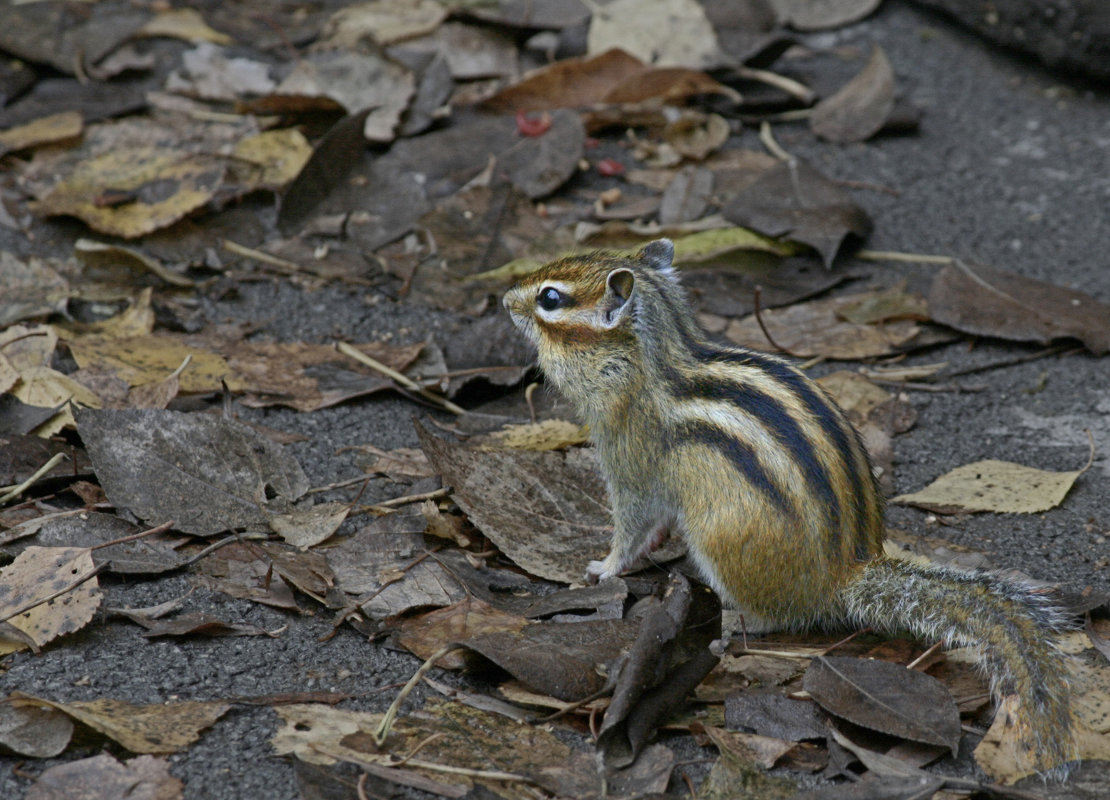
[
  {"xmin": 503, "ymin": 239, "xmax": 685, "ymax": 407},
  {"xmin": 503, "ymin": 239, "xmax": 676, "ymax": 347}
]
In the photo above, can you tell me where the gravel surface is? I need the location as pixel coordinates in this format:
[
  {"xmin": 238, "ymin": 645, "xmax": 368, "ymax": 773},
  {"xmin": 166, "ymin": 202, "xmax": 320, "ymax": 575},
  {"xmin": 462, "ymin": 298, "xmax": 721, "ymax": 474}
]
[{"xmin": 1, "ymin": 1, "xmax": 1108, "ymax": 797}]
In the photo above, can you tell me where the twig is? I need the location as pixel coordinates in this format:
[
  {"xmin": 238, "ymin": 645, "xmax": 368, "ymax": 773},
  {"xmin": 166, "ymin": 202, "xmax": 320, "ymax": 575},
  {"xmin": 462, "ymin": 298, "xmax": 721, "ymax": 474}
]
[
  {"xmin": 373, "ymin": 645, "xmax": 461, "ymax": 746},
  {"xmin": 855, "ymin": 249, "xmax": 953, "ymax": 265},
  {"xmin": 223, "ymin": 239, "xmax": 301, "ymax": 273},
  {"xmin": 306, "ymin": 474, "xmax": 375, "ymax": 495},
  {"xmin": 336, "ymin": 341, "xmax": 466, "ymax": 416},
  {"xmin": 868, "ymin": 379, "xmax": 986, "ymax": 393},
  {"xmin": 947, "ymin": 345, "xmax": 1076, "ymax": 377},
  {"xmin": 759, "ymin": 121, "xmax": 793, "ymax": 162},
  {"xmin": 906, "ymin": 641, "xmax": 943, "ymax": 670},
  {"xmin": 354, "ymin": 487, "xmax": 449, "ymax": 515},
  {"xmin": 733, "ymin": 66, "xmax": 816, "ymax": 105},
  {"xmin": 835, "ymin": 179, "xmax": 901, "ymax": 197},
  {"xmin": 177, "ymin": 533, "xmax": 263, "ymax": 569},
  {"xmin": 0, "ymin": 563, "xmax": 106, "ymax": 626},
  {"xmin": 0, "ymin": 453, "xmax": 68, "ymax": 505},
  {"xmin": 89, "ymin": 520, "xmax": 175, "ymax": 551},
  {"xmin": 752, "ymin": 286, "xmax": 803, "ymax": 357}
]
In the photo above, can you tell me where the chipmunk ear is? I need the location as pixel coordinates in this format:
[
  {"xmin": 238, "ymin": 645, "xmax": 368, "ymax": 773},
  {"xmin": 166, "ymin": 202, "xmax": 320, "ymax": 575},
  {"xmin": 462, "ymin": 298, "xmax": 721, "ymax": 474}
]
[
  {"xmin": 601, "ymin": 268, "xmax": 635, "ymax": 328},
  {"xmin": 639, "ymin": 239, "xmax": 675, "ymax": 275}
]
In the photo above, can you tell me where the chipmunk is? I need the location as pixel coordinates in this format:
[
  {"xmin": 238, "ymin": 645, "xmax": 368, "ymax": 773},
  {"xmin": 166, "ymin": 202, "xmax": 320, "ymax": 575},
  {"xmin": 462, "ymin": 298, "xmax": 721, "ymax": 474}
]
[{"xmin": 503, "ymin": 239, "xmax": 1078, "ymax": 776}]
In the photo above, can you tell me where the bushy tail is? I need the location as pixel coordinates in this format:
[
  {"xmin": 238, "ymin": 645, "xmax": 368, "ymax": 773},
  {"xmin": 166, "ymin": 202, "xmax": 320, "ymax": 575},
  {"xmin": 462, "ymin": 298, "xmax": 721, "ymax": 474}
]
[{"xmin": 840, "ymin": 557, "xmax": 1078, "ymax": 776}]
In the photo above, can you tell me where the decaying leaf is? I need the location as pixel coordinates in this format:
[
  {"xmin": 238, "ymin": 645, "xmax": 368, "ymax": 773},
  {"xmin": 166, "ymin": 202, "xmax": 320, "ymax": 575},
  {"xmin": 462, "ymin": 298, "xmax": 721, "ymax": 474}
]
[
  {"xmin": 811, "ymin": 46, "xmax": 896, "ymax": 143},
  {"xmin": 599, "ymin": 578, "xmax": 722, "ymax": 769},
  {"xmin": 0, "ymin": 700, "xmax": 73, "ymax": 758},
  {"xmin": 416, "ymin": 422, "xmax": 614, "ymax": 583},
  {"xmin": 723, "ymin": 287, "xmax": 934, "ymax": 359},
  {"xmin": 587, "ymin": 0, "xmax": 726, "ymax": 69},
  {"xmin": 474, "ymin": 419, "xmax": 589, "ymax": 451},
  {"xmin": 893, "ymin": 456, "xmax": 1090, "ymax": 514},
  {"xmin": 18, "ymin": 694, "xmax": 230, "ymax": 754},
  {"xmin": 267, "ymin": 501, "xmax": 349, "ymax": 549},
  {"xmin": 325, "ymin": 512, "xmax": 465, "ymax": 619},
  {"xmin": 26, "ymin": 753, "xmax": 183, "ymax": 800},
  {"xmin": 723, "ymin": 158, "xmax": 872, "ymax": 267},
  {"xmin": 928, "ymin": 260, "xmax": 1110, "ymax": 355},
  {"xmin": 76, "ymin": 407, "xmax": 309, "ymax": 535},
  {"xmin": 482, "ymin": 48, "xmax": 736, "ymax": 116},
  {"xmin": 0, "ymin": 546, "xmax": 101, "ymax": 648},
  {"xmin": 32, "ymin": 148, "xmax": 227, "ymax": 239},
  {"xmin": 0, "ymin": 111, "xmax": 82, "ymax": 156},
  {"xmin": 398, "ymin": 596, "xmax": 528, "ymax": 668},
  {"xmin": 772, "ymin": 0, "xmax": 883, "ymax": 31},
  {"xmin": 803, "ymin": 655, "xmax": 962, "ymax": 755}
]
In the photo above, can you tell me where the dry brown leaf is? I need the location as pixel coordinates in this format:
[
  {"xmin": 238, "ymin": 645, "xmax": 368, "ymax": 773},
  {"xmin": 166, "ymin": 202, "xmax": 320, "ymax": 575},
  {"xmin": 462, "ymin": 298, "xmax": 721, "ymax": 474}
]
[
  {"xmin": 21, "ymin": 695, "xmax": 230, "ymax": 754},
  {"xmin": 267, "ymin": 502, "xmax": 349, "ymax": 549},
  {"xmin": 482, "ymin": 48, "xmax": 736, "ymax": 114},
  {"xmin": 0, "ymin": 700, "xmax": 73, "ymax": 758},
  {"xmin": 810, "ymin": 46, "xmax": 895, "ymax": 143},
  {"xmin": 723, "ymin": 289, "xmax": 928, "ymax": 359},
  {"xmin": 587, "ymin": 0, "xmax": 726, "ymax": 69},
  {"xmin": 26, "ymin": 753, "xmax": 183, "ymax": 800},
  {"xmin": 136, "ymin": 7, "xmax": 231, "ymax": 44},
  {"xmin": 318, "ymin": 0, "xmax": 447, "ymax": 48},
  {"xmin": 417, "ymin": 424, "xmax": 614, "ymax": 583},
  {"xmin": 929, "ymin": 260, "xmax": 1110, "ymax": 355},
  {"xmin": 398, "ymin": 597, "xmax": 528, "ymax": 668}
]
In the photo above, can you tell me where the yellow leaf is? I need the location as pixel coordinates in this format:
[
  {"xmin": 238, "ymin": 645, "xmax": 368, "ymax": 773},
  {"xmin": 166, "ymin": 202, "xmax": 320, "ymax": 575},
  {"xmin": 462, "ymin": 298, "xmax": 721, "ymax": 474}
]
[
  {"xmin": 479, "ymin": 419, "xmax": 589, "ymax": 451},
  {"xmin": 0, "ymin": 111, "xmax": 83, "ymax": 155},
  {"xmin": 138, "ymin": 8, "xmax": 233, "ymax": 45},
  {"xmin": 22, "ymin": 696, "xmax": 230, "ymax": 754},
  {"xmin": 893, "ymin": 458, "xmax": 1089, "ymax": 514},
  {"xmin": 65, "ymin": 334, "xmax": 247, "ymax": 394},
  {"xmin": 32, "ymin": 149, "xmax": 226, "ymax": 239},
  {"xmin": 233, "ymin": 128, "xmax": 313, "ymax": 190},
  {"xmin": 0, "ymin": 547, "xmax": 101, "ymax": 647}
]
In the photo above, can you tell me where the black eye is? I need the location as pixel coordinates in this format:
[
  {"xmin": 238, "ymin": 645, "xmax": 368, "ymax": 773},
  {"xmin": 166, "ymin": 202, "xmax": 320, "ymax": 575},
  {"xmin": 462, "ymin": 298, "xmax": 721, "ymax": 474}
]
[{"xmin": 537, "ymin": 286, "xmax": 566, "ymax": 311}]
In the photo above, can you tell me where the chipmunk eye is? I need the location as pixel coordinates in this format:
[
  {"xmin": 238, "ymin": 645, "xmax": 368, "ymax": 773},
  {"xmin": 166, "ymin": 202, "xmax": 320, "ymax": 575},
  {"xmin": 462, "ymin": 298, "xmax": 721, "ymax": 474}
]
[{"xmin": 537, "ymin": 286, "xmax": 567, "ymax": 311}]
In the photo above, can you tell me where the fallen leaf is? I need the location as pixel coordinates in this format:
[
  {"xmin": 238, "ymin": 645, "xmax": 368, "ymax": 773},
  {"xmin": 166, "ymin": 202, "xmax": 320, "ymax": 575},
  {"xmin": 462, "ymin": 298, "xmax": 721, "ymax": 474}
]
[
  {"xmin": 0, "ymin": 251, "xmax": 72, "ymax": 328},
  {"xmin": 325, "ymin": 512, "xmax": 465, "ymax": 619},
  {"xmin": 136, "ymin": 7, "xmax": 232, "ymax": 45},
  {"xmin": 274, "ymin": 50, "xmax": 414, "ymax": 143},
  {"xmin": 474, "ymin": 419, "xmax": 589, "ymax": 451},
  {"xmin": 659, "ymin": 166, "xmax": 714, "ymax": 225},
  {"xmin": 587, "ymin": 0, "xmax": 726, "ymax": 69},
  {"xmin": 416, "ymin": 423, "xmax": 613, "ymax": 583},
  {"xmin": 76, "ymin": 407, "xmax": 309, "ymax": 535},
  {"xmin": 31, "ymin": 148, "xmax": 227, "ymax": 239},
  {"xmin": 231, "ymin": 128, "xmax": 313, "ymax": 191},
  {"xmin": 0, "ymin": 701, "xmax": 73, "ymax": 758},
  {"xmin": 398, "ymin": 596, "xmax": 528, "ymax": 668},
  {"xmin": 496, "ymin": 108, "xmax": 585, "ymax": 199},
  {"xmin": 694, "ymin": 723, "xmax": 800, "ymax": 769},
  {"xmin": 26, "ymin": 753, "xmax": 183, "ymax": 800},
  {"xmin": 267, "ymin": 501, "xmax": 349, "ymax": 549},
  {"xmin": 0, "ymin": 546, "xmax": 101, "ymax": 648},
  {"xmin": 928, "ymin": 260, "xmax": 1110, "ymax": 355},
  {"xmin": 722, "ymin": 158, "xmax": 872, "ymax": 267},
  {"xmin": 0, "ymin": 111, "xmax": 82, "ymax": 156},
  {"xmin": 803, "ymin": 656, "xmax": 962, "ymax": 755},
  {"xmin": 772, "ymin": 0, "xmax": 882, "ymax": 31},
  {"xmin": 19, "ymin": 695, "xmax": 230, "ymax": 754},
  {"xmin": 810, "ymin": 46, "xmax": 896, "ymax": 143},
  {"xmin": 724, "ymin": 692, "xmax": 826, "ymax": 741},
  {"xmin": 133, "ymin": 612, "xmax": 278, "ymax": 639},
  {"xmin": 318, "ymin": 0, "xmax": 448, "ymax": 48},
  {"xmin": 723, "ymin": 288, "xmax": 933, "ymax": 359},
  {"xmin": 482, "ymin": 48, "xmax": 736, "ymax": 115},
  {"xmin": 2, "ymin": 511, "xmax": 184, "ymax": 575},
  {"xmin": 893, "ymin": 456, "xmax": 1090, "ymax": 514}
]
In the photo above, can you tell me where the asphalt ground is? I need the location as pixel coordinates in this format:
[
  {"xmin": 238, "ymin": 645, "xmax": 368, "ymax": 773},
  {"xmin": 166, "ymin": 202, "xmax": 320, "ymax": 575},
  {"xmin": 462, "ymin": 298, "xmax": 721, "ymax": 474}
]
[{"xmin": 1, "ymin": 1, "xmax": 1108, "ymax": 797}]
